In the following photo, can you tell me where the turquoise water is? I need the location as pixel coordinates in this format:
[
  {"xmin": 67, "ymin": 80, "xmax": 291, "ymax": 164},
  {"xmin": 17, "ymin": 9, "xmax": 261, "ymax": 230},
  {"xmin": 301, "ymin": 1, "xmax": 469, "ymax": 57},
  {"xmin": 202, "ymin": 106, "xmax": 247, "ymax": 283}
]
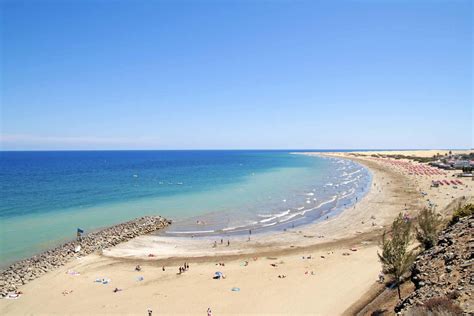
[{"xmin": 0, "ymin": 150, "xmax": 370, "ymax": 266}]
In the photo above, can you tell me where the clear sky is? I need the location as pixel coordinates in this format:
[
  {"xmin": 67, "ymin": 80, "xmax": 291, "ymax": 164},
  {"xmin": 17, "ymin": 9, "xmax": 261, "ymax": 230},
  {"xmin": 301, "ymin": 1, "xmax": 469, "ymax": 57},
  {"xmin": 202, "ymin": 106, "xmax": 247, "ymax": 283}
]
[{"xmin": 1, "ymin": 0, "xmax": 472, "ymax": 150}]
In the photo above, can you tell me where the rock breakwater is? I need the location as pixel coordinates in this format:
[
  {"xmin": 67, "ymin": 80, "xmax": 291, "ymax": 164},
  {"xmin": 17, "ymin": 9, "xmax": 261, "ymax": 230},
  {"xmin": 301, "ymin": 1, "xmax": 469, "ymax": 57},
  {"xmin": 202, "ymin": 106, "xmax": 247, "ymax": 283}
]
[{"xmin": 0, "ymin": 216, "xmax": 170, "ymax": 297}]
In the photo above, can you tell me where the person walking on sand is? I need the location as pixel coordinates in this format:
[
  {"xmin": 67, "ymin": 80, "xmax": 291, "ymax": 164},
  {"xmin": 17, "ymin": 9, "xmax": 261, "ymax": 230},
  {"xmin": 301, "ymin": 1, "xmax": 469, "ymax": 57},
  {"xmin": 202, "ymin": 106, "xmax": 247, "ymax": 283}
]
[
  {"xmin": 147, "ymin": 308, "xmax": 152, "ymax": 316},
  {"xmin": 207, "ymin": 307, "xmax": 212, "ymax": 316},
  {"xmin": 227, "ymin": 240, "xmax": 230, "ymax": 246}
]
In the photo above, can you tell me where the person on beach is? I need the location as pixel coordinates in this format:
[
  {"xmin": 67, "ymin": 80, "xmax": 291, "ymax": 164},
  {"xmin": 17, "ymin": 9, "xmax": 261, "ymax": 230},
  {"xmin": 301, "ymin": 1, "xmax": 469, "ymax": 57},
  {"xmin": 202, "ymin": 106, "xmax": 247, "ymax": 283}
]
[
  {"xmin": 220, "ymin": 238, "xmax": 223, "ymax": 244},
  {"xmin": 378, "ymin": 272, "xmax": 385, "ymax": 283},
  {"xmin": 207, "ymin": 307, "xmax": 212, "ymax": 316},
  {"xmin": 213, "ymin": 241, "xmax": 217, "ymax": 248},
  {"xmin": 227, "ymin": 240, "xmax": 230, "ymax": 246},
  {"xmin": 162, "ymin": 266, "xmax": 165, "ymax": 271},
  {"xmin": 135, "ymin": 265, "xmax": 141, "ymax": 271},
  {"xmin": 147, "ymin": 308, "xmax": 153, "ymax": 316}
]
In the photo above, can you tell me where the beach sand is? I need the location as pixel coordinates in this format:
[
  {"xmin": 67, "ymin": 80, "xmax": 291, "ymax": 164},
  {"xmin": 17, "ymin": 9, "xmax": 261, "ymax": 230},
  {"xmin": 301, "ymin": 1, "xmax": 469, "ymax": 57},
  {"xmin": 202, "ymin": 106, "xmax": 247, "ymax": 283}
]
[{"xmin": 1, "ymin": 151, "xmax": 472, "ymax": 315}]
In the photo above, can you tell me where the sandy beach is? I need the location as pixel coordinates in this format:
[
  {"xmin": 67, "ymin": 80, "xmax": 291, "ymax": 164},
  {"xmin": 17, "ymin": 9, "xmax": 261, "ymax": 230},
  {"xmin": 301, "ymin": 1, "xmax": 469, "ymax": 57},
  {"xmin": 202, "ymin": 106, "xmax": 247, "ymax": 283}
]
[
  {"xmin": 1, "ymin": 150, "xmax": 472, "ymax": 315},
  {"xmin": 3, "ymin": 0, "xmax": 471, "ymax": 313}
]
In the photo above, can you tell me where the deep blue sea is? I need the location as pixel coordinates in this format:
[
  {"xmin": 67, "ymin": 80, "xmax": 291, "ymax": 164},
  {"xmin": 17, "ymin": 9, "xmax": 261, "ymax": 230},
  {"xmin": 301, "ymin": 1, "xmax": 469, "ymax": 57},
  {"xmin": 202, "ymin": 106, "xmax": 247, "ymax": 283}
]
[{"xmin": 0, "ymin": 150, "xmax": 371, "ymax": 266}]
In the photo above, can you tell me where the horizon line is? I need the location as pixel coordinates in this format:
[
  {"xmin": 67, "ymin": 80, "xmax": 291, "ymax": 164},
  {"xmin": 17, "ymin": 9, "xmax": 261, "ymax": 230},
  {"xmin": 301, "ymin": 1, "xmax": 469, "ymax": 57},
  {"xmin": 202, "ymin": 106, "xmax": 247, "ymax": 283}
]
[{"xmin": 1, "ymin": 148, "xmax": 472, "ymax": 153}]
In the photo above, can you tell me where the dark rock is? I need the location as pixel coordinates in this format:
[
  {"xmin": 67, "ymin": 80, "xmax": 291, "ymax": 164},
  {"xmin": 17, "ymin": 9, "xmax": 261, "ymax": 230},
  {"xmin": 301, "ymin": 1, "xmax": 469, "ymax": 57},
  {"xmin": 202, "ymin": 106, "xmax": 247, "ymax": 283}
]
[{"xmin": 400, "ymin": 215, "xmax": 474, "ymax": 314}]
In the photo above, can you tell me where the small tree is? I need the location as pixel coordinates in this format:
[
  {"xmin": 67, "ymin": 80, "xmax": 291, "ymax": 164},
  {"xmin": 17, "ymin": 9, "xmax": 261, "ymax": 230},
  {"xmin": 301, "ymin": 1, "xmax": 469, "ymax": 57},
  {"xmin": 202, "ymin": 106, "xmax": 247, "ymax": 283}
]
[
  {"xmin": 378, "ymin": 213, "xmax": 417, "ymax": 299},
  {"xmin": 416, "ymin": 208, "xmax": 443, "ymax": 249}
]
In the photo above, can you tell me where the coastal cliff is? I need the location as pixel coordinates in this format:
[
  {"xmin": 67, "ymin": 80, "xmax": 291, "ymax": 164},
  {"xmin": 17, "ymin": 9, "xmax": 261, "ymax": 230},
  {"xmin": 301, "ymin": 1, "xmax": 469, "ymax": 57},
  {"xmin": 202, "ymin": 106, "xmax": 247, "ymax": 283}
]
[
  {"xmin": 397, "ymin": 214, "xmax": 473, "ymax": 314},
  {"xmin": 0, "ymin": 216, "xmax": 170, "ymax": 297}
]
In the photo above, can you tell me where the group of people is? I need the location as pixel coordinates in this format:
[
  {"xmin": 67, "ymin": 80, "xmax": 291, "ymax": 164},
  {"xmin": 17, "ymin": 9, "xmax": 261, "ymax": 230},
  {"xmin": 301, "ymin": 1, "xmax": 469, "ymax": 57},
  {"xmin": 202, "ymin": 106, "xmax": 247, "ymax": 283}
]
[
  {"xmin": 213, "ymin": 239, "xmax": 231, "ymax": 248},
  {"xmin": 211, "ymin": 229, "xmax": 256, "ymax": 248},
  {"xmin": 178, "ymin": 262, "xmax": 189, "ymax": 274}
]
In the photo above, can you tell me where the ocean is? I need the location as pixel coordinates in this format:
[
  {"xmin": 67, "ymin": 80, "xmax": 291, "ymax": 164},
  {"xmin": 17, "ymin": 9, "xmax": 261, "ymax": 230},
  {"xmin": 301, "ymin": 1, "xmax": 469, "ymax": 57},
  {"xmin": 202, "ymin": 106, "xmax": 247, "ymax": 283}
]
[{"xmin": 0, "ymin": 150, "xmax": 371, "ymax": 266}]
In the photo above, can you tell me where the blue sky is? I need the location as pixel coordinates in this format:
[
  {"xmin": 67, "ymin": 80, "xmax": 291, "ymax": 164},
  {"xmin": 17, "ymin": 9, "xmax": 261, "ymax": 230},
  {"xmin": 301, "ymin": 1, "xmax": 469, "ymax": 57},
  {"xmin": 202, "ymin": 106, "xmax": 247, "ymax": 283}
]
[{"xmin": 1, "ymin": 0, "xmax": 472, "ymax": 150}]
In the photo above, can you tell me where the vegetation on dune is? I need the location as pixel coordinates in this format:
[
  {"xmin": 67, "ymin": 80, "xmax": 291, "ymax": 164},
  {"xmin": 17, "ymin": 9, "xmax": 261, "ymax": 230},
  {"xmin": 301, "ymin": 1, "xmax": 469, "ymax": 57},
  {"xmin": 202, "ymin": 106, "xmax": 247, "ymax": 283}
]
[
  {"xmin": 378, "ymin": 213, "xmax": 417, "ymax": 300},
  {"xmin": 415, "ymin": 208, "xmax": 443, "ymax": 250}
]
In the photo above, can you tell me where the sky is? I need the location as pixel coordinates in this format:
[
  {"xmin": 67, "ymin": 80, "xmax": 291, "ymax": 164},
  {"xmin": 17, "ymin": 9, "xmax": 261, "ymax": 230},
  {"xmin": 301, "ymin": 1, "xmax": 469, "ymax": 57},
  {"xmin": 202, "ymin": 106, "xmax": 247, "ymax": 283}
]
[{"xmin": 0, "ymin": 0, "xmax": 472, "ymax": 150}]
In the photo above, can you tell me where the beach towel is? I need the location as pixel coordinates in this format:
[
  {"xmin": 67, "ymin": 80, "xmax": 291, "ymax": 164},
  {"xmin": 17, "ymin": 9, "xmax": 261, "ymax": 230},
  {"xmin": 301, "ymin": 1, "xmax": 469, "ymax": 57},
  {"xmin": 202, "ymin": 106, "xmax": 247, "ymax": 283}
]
[
  {"xmin": 5, "ymin": 293, "xmax": 21, "ymax": 300},
  {"xmin": 95, "ymin": 278, "xmax": 110, "ymax": 284}
]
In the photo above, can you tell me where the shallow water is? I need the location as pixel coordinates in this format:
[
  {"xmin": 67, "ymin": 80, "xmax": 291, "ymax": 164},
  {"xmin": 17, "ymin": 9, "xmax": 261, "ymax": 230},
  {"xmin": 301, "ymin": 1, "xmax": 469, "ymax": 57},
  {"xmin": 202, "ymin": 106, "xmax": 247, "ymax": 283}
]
[{"xmin": 0, "ymin": 150, "xmax": 371, "ymax": 266}]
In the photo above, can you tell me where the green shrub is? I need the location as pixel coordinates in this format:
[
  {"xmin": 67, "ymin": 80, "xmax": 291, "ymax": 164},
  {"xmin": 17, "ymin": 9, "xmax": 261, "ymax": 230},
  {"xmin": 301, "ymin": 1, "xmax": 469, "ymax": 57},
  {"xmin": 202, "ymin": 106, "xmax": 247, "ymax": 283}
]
[
  {"xmin": 416, "ymin": 208, "xmax": 443, "ymax": 249},
  {"xmin": 378, "ymin": 213, "xmax": 417, "ymax": 299},
  {"xmin": 449, "ymin": 204, "xmax": 474, "ymax": 225}
]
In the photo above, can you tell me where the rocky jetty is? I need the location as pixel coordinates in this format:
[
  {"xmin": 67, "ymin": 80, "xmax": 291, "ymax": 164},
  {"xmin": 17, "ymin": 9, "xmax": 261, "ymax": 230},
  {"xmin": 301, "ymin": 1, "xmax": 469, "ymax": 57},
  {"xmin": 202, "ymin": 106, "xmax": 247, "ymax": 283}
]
[
  {"xmin": 396, "ymin": 215, "xmax": 473, "ymax": 314},
  {"xmin": 0, "ymin": 216, "xmax": 170, "ymax": 297}
]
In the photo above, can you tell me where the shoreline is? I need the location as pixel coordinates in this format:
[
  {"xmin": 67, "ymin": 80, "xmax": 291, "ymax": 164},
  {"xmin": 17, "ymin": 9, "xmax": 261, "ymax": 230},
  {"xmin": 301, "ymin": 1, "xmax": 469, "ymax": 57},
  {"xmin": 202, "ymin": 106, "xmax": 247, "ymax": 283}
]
[
  {"xmin": 1, "ymin": 150, "xmax": 472, "ymax": 315},
  {"xmin": 1, "ymin": 153, "xmax": 371, "ymax": 266},
  {"xmin": 158, "ymin": 154, "xmax": 372, "ymax": 239},
  {"xmin": 102, "ymin": 153, "xmax": 408, "ymax": 261},
  {"xmin": 0, "ymin": 151, "xmax": 367, "ymax": 266}
]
